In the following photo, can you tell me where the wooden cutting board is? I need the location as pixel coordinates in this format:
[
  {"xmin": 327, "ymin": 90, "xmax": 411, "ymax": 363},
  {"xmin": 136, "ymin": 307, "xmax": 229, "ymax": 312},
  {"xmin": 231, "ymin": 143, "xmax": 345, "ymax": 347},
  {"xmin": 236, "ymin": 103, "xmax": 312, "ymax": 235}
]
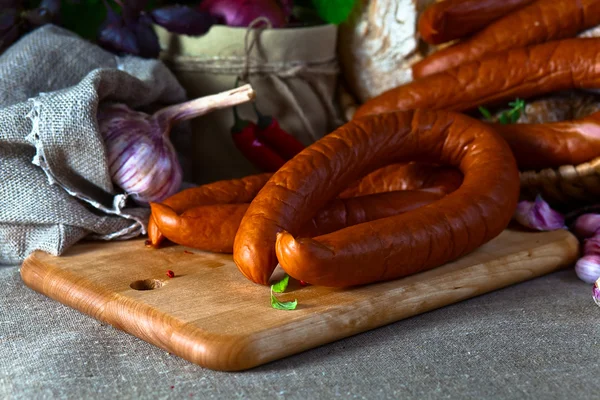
[{"xmin": 21, "ymin": 228, "xmax": 579, "ymax": 371}]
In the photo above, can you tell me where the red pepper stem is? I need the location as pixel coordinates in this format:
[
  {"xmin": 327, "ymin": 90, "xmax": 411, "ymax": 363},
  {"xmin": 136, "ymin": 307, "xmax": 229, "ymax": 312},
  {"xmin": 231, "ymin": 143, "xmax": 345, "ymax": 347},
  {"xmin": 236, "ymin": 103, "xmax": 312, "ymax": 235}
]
[
  {"xmin": 252, "ymin": 102, "xmax": 272, "ymax": 130},
  {"xmin": 231, "ymin": 103, "xmax": 249, "ymax": 133}
]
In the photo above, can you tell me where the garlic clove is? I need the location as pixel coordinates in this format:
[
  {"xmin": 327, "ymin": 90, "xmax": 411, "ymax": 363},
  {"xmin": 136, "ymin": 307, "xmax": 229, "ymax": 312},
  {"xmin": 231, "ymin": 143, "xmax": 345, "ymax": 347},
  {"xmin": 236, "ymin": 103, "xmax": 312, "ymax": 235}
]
[
  {"xmin": 573, "ymin": 213, "xmax": 600, "ymax": 239},
  {"xmin": 575, "ymin": 255, "xmax": 600, "ymax": 284},
  {"xmin": 594, "ymin": 278, "xmax": 600, "ymax": 306},
  {"xmin": 575, "ymin": 236, "xmax": 600, "ymax": 284},
  {"xmin": 514, "ymin": 195, "xmax": 566, "ymax": 231}
]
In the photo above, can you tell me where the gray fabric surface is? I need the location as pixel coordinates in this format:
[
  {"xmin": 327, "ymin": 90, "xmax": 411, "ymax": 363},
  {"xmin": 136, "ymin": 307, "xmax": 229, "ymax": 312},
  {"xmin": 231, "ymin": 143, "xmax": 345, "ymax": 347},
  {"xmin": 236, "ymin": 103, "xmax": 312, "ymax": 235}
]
[
  {"xmin": 1, "ymin": 265, "xmax": 598, "ymax": 399},
  {"xmin": 0, "ymin": 25, "xmax": 186, "ymax": 265}
]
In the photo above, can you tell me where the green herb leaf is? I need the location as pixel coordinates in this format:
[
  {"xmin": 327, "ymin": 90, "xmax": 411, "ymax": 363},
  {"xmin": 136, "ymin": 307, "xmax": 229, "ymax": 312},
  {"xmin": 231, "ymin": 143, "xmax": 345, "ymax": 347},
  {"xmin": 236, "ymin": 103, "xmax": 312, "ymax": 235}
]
[
  {"xmin": 509, "ymin": 112, "xmax": 520, "ymax": 123},
  {"xmin": 478, "ymin": 106, "xmax": 492, "ymax": 121},
  {"xmin": 508, "ymin": 98, "xmax": 525, "ymax": 111},
  {"xmin": 270, "ymin": 293, "xmax": 298, "ymax": 310},
  {"xmin": 508, "ymin": 98, "xmax": 526, "ymax": 123},
  {"xmin": 271, "ymin": 274, "xmax": 290, "ymax": 293},
  {"xmin": 311, "ymin": 0, "xmax": 357, "ymax": 24},
  {"xmin": 270, "ymin": 274, "xmax": 297, "ymax": 310},
  {"xmin": 479, "ymin": 98, "xmax": 526, "ymax": 124}
]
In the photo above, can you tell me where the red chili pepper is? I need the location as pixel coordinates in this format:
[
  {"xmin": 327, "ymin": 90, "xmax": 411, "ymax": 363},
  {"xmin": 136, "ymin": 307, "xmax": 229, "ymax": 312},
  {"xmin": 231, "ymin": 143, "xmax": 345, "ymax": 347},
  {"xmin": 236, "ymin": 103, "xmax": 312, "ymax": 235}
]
[
  {"xmin": 166, "ymin": 270, "xmax": 175, "ymax": 278},
  {"xmin": 231, "ymin": 106, "xmax": 287, "ymax": 172},
  {"xmin": 254, "ymin": 105, "xmax": 306, "ymax": 160}
]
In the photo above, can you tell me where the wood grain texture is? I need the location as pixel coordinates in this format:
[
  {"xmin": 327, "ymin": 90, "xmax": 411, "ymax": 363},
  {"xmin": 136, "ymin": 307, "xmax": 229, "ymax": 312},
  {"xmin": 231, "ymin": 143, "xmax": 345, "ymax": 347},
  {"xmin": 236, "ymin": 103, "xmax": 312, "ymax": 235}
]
[{"xmin": 20, "ymin": 228, "xmax": 579, "ymax": 371}]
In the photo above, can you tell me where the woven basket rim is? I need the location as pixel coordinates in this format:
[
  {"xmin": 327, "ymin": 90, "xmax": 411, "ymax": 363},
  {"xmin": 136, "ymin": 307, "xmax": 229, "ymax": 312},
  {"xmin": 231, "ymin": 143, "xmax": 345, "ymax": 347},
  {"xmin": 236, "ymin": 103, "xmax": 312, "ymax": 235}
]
[
  {"xmin": 520, "ymin": 155, "xmax": 600, "ymax": 205},
  {"xmin": 520, "ymin": 155, "xmax": 600, "ymax": 183}
]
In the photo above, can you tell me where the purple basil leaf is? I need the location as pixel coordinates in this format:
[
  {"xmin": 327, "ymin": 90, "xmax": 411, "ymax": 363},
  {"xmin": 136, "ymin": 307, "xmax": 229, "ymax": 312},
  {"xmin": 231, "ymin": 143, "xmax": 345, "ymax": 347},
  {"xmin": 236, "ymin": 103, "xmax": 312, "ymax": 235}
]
[
  {"xmin": 119, "ymin": 0, "xmax": 148, "ymax": 23},
  {"xmin": 98, "ymin": 1, "xmax": 140, "ymax": 55},
  {"xmin": 0, "ymin": 9, "xmax": 19, "ymax": 52},
  {"xmin": 151, "ymin": 5, "xmax": 215, "ymax": 36},
  {"xmin": 278, "ymin": 0, "xmax": 293, "ymax": 18},
  {"xmin": 0, "ymin": 9, "xmax": 17, "ymax": 30},
  {"xmin": 22, "ymin": 0, "xmax": 61, "ymax": 27},
  {"xmin": 98, "ymin": 0, "xmax": 159, "ymax": 58},
  {"xmin": 132, "ymin": 13, "xmax": 160, "ymax": 58},
  {"xmin": 39, "ymin": 0, "xmax": 60, "ymax": 15},
  {"xmin": 0, "ymin": 0, "xmax": 22, "ymax": 9},
  {"xmin": 199, "ymin": 0, "xmax": 287, "ymax": 28}
]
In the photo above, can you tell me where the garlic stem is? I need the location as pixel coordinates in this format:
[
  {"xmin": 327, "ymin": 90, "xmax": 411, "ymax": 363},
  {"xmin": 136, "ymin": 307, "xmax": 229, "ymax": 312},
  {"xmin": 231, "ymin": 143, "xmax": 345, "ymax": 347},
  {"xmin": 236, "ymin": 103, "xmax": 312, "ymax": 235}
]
[{"xmin": 154, "ymin": 84, "xmax": 256, "ymax": 127}]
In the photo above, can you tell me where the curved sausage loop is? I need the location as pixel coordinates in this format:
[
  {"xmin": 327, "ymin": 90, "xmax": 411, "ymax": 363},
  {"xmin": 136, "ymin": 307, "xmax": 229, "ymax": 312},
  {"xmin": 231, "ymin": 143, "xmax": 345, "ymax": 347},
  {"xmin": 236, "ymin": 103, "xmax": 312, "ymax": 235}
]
[
  {"xmin": 150, "ymin": 190, "xmax": 445, "ymax": 253},
  {"xmin": 147, "ymin": 173, "xmax": 272, "ymax": 247},
  {"xmin": 233, "ymin": 110, "xmax": 520, "ymax": 286},
  {"xmin": 149, "ymin": 163, "xmax": 463, "ymax": 250}
]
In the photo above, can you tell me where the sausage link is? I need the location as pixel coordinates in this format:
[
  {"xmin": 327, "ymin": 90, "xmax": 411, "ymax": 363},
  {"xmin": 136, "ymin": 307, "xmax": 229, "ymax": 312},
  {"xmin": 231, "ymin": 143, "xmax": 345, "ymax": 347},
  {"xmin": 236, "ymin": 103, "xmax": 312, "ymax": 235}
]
[
  {"xmin": 354, "ymin": 38, "xmax": 600, "ymax": 169},
  {"xmin": 418, "ymin": 0, "xmax": 535, "ymax": 45},
  {"xmin": 234, "ymin": 109, "xmax": 520, "ymax": 286},
  {"xmin": 356, "ymin": 38, "xmax": 600, "ymax": 119},
  {"xmin": 493, "ymin": 111, "xmax": 600, "ymax": 170},
  {"xmin": 150, "ymin": 190, "xmax": 444, "ymax": 253},
  {"xmin": 147, "ymin": 173, "xmax": 272, "ymax": 247},
  {"xmin": 412, "ymin": 0, "xmax": 600, "ymax": 78}
]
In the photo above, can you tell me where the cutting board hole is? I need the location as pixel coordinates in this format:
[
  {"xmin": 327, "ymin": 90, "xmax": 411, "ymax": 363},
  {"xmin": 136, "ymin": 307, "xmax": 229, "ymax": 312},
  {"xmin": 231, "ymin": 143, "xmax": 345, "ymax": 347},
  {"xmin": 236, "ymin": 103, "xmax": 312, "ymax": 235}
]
[{"xmin": 130, "ymin": 279, "xmax": 165, "ymax": 291}]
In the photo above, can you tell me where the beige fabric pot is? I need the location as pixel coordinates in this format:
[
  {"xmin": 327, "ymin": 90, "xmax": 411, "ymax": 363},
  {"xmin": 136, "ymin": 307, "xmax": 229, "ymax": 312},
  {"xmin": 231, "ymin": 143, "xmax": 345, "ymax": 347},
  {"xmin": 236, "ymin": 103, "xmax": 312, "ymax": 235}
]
[{"xmin": 156, "ymin": 24, "xmax": 341, "ymax": 184}]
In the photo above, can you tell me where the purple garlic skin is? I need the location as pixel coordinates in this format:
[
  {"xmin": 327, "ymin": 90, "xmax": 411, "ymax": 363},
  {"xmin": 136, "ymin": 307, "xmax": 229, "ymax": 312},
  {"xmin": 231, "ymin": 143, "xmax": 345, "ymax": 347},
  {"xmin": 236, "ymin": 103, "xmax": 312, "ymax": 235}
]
[
  {"xmin": 593, "ymin": 280, "xmax": 600, "ymax": 306},
  {"xmin": 98, "ymin": 104, "xmax": 182, "ymax": 205},
  {"xmin": 514, "ymin": 195, "xmax": 566, "ymax": 231}
]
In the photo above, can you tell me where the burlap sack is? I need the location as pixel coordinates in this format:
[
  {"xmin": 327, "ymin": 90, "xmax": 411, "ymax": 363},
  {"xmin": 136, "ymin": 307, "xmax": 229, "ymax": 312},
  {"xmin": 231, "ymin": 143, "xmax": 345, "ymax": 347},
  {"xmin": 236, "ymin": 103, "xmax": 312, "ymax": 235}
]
[
  {"xmin": 155, "ymin": 23, "xmax": 342, "ymax": 184},
  {"xmin": 0, "ymin": 25, "xmax": 187, "ymax": 265}
]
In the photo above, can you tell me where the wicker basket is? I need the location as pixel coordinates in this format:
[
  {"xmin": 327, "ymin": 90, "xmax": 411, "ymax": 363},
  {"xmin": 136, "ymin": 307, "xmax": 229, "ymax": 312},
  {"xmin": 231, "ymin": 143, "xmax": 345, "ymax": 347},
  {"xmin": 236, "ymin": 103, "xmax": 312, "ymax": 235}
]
[{"xmin": 520, "ymin": 156, "xmax": 600, "ymax": 209}]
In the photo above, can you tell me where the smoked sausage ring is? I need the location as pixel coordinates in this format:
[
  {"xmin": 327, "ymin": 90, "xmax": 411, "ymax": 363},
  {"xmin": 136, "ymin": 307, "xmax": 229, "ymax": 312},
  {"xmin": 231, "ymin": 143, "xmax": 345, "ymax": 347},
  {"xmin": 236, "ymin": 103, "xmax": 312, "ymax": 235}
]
[
  {"xmin": 148, "ymin": 163, "xmax": 463, "ymax": 249},
  {"xmin": 150, "ymin": 190, "xmax": 445, "ymax": 253},
  {"xmin": 233, "ymin": 109, "xmax": 520, "ymax": 286}
]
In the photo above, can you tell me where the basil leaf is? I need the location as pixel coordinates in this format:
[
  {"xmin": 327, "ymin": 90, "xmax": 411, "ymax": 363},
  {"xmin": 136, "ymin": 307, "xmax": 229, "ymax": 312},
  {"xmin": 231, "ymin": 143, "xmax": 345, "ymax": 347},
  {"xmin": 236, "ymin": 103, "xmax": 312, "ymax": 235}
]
[
  {"xmin": 510, "ymin": 111, "xmax": 520, "ymax": 123},
  {"xmin": 271, "ymin": 274, "xmax": 290, "ymax": 293},
  {"xmin": 270, "ymin": 274, "xmax": 297, "ymax": 310},
  {"xmin": 270, "ymin": 293, "xmax": 298, "ymax": 310},
  {"xmin": 311, "ymin": 0, "xmax": 356, "ymax": 24},
  {"xmin": 478, "ymin": 106, "xmax": 492, "ymax": 120}
]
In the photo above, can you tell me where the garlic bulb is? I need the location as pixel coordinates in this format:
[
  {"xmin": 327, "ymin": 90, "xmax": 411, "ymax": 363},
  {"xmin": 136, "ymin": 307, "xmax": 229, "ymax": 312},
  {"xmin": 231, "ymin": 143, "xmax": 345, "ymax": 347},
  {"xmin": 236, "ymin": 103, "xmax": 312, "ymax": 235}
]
[{"xmin": 98, "ymin": 84, "xmax": 255, "ymax": 204}]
